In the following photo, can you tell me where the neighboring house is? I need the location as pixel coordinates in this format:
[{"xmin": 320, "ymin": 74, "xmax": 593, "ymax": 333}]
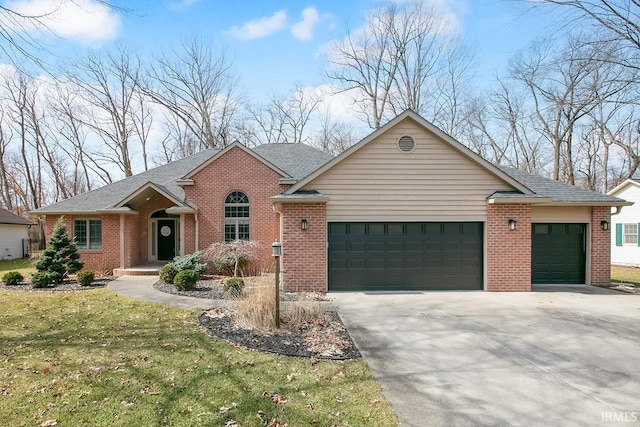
[
  {"xmin": 0, "ymin": 208, "xmax": 33, "ymax": 259},
  {"xmin": 34, "ymin": 110, "xmax": 629, "ymax": 291},
  {"xmin": 607, "ymin": 179, "xmax": 640, "ymax": 266}
]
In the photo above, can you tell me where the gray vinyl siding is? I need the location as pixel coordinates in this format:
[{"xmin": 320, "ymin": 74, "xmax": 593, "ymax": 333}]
[{"xmin": 302, "ymin": 118, "xmax": 514, "ymax": 221}]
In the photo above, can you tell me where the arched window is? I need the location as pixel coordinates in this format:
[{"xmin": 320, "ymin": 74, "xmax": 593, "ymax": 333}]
[{"xmin": 224, "ymin": 191, "xmax": 249, "ymax": 241}]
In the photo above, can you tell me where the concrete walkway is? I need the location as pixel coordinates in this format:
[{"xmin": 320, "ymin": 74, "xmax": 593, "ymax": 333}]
[{"xmin": 107, "ymin": 276, "xmax": 216, "ymax": 310}]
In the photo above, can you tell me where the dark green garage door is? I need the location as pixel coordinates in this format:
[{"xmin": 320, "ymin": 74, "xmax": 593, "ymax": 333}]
[
  {"xmin": 328, "ymin": 222, "xmax": 483, "ymax": 291},
  {"xmin": 532, "ymin": 223, "xmax": 586, "ymax": 284}
]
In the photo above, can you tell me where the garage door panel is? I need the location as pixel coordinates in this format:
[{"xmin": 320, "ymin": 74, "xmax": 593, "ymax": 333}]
[
  {"xmin": 532, "ymin": 223, "xmax": 586, "ymax": 284},
  {"xmin": 328, "ymin": 222, "xmax": 483, "ymax": 291}
]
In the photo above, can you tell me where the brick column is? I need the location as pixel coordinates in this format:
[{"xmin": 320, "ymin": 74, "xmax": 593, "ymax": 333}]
[
  {"xmin": 590, "ymin": 206, "xmax": 611, "ymax": 287},
  {"xmin": 486, "ymin": 203, "xmax": 532, "ymax": 291},
  {"xmin": 280, "ymin": 203, "xmax": 327, "ymax": 292}
]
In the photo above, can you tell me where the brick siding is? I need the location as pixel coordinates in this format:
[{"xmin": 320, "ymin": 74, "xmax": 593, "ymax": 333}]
[
  {"xmin": 590, "ymin": 206, "xmax": 611, "ymax": 287},
  {"xmin": 280, "ymin": 203, "xmax": 327, "ymax": 292},
  {"xmin": 44, "ymin": 214, "xmax": 122, "ymax": 273},
  {"xmin": 184, "ymin": 146, "xmax": 285, "ymax": 271},
  {"xmin": 486, "ymin": 203, "xmax": 532, "ymax": 292}
]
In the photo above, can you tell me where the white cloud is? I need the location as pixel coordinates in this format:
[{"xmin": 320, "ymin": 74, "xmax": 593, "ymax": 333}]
[
  {"xmin": 227, "ymin": 10, "xmax": 288, "ymax": 40},
  {"xmin": 5, "ymin": 0, "xmax": 121, "ymax": 45},
  {"xmin": 291, "ymin": 7, "xmax": 320, "ymax": 41}
]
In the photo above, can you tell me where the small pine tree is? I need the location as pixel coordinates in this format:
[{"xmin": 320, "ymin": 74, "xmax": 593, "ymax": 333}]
[{"xmin": 35, "ymin": 219, "xmax": 84, "ymax": 284}]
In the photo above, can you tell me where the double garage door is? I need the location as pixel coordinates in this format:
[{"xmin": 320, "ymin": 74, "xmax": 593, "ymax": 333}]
[
  {"xmin": 328, "ymin": 222, "xmax": 484, "ymax": 291},
  {"xmin": 328, "ymin": 222, "xmax": 586, "ymax": 291}
]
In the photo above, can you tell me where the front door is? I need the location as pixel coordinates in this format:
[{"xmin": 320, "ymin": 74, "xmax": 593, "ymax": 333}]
[{"xmin": 157, "ymin": 220, "xmax": 176, "ymax": 261}]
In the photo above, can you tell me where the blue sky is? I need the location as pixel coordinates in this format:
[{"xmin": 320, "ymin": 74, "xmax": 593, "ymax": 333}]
[{"xmin": 3, "ymin": 0, "xmax": 555, "ymax": 102}]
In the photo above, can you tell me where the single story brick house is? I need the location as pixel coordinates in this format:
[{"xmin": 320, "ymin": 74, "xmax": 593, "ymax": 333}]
[
  {"xmin": 607, "ymin": 179, "xmax": 640, "ymax": 266},
  {"xmin": 34, "ymin": 110, "xmax": 628, "ymax": 291},
  {"xmin": 0, "ymin": 207, "xmax": 33, "ymax": 259}
]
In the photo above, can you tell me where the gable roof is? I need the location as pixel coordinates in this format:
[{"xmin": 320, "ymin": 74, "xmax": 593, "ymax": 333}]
[
  {"xmin": 285, "ymin": 109, "xmax": 533, "ymax": 195},
  {"xmin": 0, "ymin": 208, "xmax": 33, "ymax": 225},
  {"xmin": 283, "ymin": 109, "xmax": 629, "ymax": 207},
  {"xmin": 33, "ymin": 142, "xmax": 333, "ymax": 214},
  {"xmin": 607, "ymin": 179, "xmax": 640, "ymax": 197}
]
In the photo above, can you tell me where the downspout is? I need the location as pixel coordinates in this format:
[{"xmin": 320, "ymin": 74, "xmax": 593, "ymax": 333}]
[{"xmin": 611, "ymin": 206, "xmax": 623, "ymax": 216}]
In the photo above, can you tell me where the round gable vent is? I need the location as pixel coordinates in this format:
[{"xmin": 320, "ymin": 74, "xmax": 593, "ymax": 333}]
[{"xmin": 397, "ymin": 135, "xmax": 415, "ymax": 152}]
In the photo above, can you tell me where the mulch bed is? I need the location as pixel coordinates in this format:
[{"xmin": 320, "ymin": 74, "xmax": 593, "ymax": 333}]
[
  {"xmin": 199, "ymin": 308, "xmax": 361, "ymax": 360},
  {"xmin": 153, "ymin": 277, "xmax": 329, "ymax": 302},
  {"xmin": 153, "ymin": 276, "xmax": 359, "ymax": 360}
]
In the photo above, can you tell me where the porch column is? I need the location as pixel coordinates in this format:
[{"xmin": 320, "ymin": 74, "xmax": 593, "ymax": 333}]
[
  {"xmin": 119, "ymin": 214, "xmax": 125, "ymax": 268},
  {"xmin": 179, "ymin": 213, "xmax": 185, "ymax": 256}
]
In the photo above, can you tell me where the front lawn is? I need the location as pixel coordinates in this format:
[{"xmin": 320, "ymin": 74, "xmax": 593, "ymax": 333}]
[
  {"xmin": 611, "ymin": 265, "xmax": 640, "ymax": 287},
  {"xmin": 0, "ymin": 289, "xmax": 397, "ymax": 426},
  {"xmin": 0, "ymin": 257, "xmax": 35, "ymax": 276}
]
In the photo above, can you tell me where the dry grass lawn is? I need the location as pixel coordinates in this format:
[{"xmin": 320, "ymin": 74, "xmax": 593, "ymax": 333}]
[
  {"xmin": 0, "ymin": 288, "xmax": 398, "ymax": 427},
  {"xmin": 611, "ymin": 265, "xmax": 640, "ymax": 286}
]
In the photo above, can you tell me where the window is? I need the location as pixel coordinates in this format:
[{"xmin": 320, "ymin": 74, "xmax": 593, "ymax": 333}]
[
  {"xmin": 624, "ymin": 223, "xmax": 638, "ymax": 245},
  {"xmin": 74, "ymin": 219, "xmax": 102, "ymax": 250},
  {"xmin": 224, "ymin": 191, "xmax": 249, "ymax": 241}
]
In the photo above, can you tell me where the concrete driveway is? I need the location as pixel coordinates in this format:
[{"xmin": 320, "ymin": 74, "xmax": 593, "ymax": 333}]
[{"xmin": 332, "ymin": 286, "xmax": 640, "ymax": 427}]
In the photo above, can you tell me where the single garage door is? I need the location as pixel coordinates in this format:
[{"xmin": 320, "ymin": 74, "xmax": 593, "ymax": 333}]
[
  {"xmin": 531, "ymin": 223, "xmax": 586, "ymax": 284},
  {"xmin": 328, "ymin": 222, "xmax": 483, "ymax": 291}
]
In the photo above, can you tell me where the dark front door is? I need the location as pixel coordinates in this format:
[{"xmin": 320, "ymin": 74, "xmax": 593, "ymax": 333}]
[
  {"xmin": 157, "ymin": 220, "xmax": 176, "ymax": 261},
  {"xmin": 531, "ymin": 223, "xmax": 586, "ymax": 284},
  {"xmin": 328, "ymin": 222, "xmax": 483, "ymax": 291}
]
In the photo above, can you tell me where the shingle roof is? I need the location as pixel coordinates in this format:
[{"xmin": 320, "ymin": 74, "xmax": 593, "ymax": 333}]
[
  {"xmin": 252, "ymin": 143, "xmax": 334, "ymax": 179},
  {"xmin": 496, "ymin": 165, "xmax": 628, "ymax": 205},
  {"xmin": 34, "ymin": 143, "xmax": 334, "ymax": 214},
  {"xmin": 34, "ymin": 149, "xmax": 220, "ymax": 213},
  {"xmin": 0, "ymin": 208, "xmax": 33, "ymax": 225}
]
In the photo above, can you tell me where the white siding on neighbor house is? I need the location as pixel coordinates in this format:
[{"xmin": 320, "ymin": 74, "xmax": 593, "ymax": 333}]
[
  {"xmin": 302, "ymin": 118, "xmax": 515, "ymax": 221},
  {"xmin": 611, "ymin": 184, "xmax": 640, "ymax": 266},
  {"xmin": 531, "ymin": 206, "xmax": 591, "ymax": 223},
  {"xmin": 0, "ymin": 224, "xmax": 29, "ymax": 259}
]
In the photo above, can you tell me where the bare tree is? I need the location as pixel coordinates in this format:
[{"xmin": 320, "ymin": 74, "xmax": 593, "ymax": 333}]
[
  {"xmin": 71, "ymin": 46, "xmax": 144, "ymax": 178},
  {"xmin": 326, "ymin": 1, "xmax": 474, "ymax": 130},
  {"xmin": 313, "ymin": 110, "xmax": 360, "ymax": 155},
  {"xmin": 0, "ymin": 1, "xmax": 130, "ymax": 70},
  {"xmin": 527, "ymin": 0, "xmax": 640, "ymax": 71},
  {"xmin": 248, "ymin": 86, "xmax": 322, "ymax": 144},
  {"xmin": 509, "ymin": 36, "xmax": 632, "ymax": 183},
  {"xmin": 464, "ymin": 82, "xmax": 547, "ymax": 173},
  {"xmin": 144, "ymin": 37, "xmax": 241, "ymax": 150}
]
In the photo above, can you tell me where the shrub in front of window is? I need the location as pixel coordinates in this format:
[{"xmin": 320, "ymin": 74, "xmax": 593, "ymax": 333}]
[
  {"xmin": 76, "ymin": 270, "xmax": 95, "ymax": 286},
  {"xmin": 173, "ymin": 269, "xmax": 199, "ymax": 291},
  {"xmin": 223, "ymin": 277, "xmax": 245, "ymax": 297},
  {"xmin": 159, "ymin": 264, "xmax": 178, "ymax": 284},
  {"xmin": 34, "ymin": 219, "xmax": 83, "ymax": 284},
  {"xmin": 171, "ymin": 251, "xmax": 207, "ymax": 274},
  {"xmin": 30, "ymin": 272, "xmax": 52, "ymax": 288},
  {"xmin": 202, "ymin": 240, "xmax": 259, "ymax": 278},
  {"xmin": 2, "ymin": 271, "xmax": 24, "ymax": 286}
]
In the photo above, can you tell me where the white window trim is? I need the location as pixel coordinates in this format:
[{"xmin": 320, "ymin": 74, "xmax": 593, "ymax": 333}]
[
  {"xmin": 74, "ymin": 218, "xmax": 102, "ymax": 251},
  {"xmin": 623, "ymin": 223, "xmax": 638, "ymax": 246}
]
